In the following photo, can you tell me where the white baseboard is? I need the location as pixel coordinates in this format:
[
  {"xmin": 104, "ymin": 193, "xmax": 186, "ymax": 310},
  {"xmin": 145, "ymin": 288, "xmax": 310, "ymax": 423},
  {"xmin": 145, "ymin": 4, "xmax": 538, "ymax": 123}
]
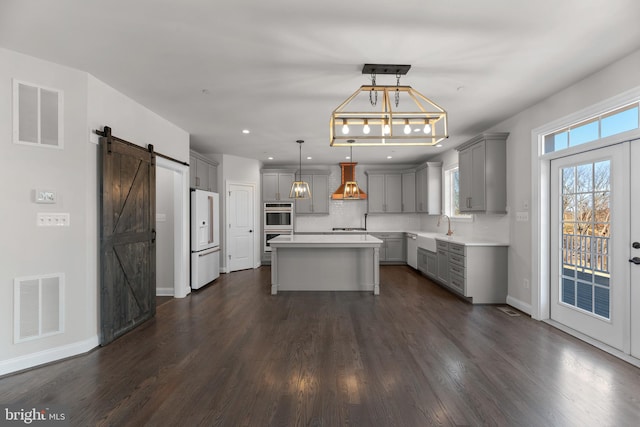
[
  {"xmin": 156, "ymin": 287, "xmax": 174, "ymax": 297},
  {"xmin": 0, "ymin": 335, "xmax": 99, "ymax": 377},
  {"xmin": 506, "ymin": 295, "xmax": 532, "ymax": 315}
]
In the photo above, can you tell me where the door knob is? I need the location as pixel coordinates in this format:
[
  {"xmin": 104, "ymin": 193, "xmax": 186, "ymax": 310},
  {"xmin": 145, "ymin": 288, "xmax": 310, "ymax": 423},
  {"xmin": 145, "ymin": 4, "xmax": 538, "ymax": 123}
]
[
  {"xmin": 249, "ymin": 229, "xmax": 253, "ymax": 233},
  {"xmin": 629, "ymin": 257, "xmax": 640, "ymax": 265},
  {"xmin": 633, "ymin": 242, "xmax": 640, "ymax": 249}
]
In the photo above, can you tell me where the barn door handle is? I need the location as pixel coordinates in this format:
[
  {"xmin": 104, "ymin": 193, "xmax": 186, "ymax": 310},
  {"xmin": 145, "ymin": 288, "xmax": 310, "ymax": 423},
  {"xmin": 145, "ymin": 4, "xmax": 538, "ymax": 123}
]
[
  {"xmin": 629, "ymin": 257, "xmax": 640, "ymax": 265},
  {"xmin": 151, "ymin": 229, "xmax": 156, "ymax": 243}
]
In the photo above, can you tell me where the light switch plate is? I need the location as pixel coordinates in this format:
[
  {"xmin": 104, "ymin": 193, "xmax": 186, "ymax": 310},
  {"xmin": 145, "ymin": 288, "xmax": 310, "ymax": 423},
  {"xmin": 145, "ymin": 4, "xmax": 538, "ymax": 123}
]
[
  {"xmin": 37, "ymin": 213, "xmax": 70, "ymax": 227},
  {"xmin": 35, "ymin": 189, "xmax": 56, "ymax": 204},
  {"xmin": 516, "ymin": 211, "xmax": 529, "ymax": 222}
]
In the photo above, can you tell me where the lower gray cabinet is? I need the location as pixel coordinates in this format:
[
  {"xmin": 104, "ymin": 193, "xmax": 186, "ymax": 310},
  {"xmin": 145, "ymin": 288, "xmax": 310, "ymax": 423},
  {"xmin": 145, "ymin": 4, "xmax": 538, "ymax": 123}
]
[
  {"xmin": 370, "ymin": 232, "xmax": 406, "ymax": 264},
  {"xmin": 418, "ymin": 248, "xmax": 438, "ymax": 279},
  {"xmin": 426, "ymin": 251, "xmax": 438, "ymax": 278},
  {"xmin": 418, "ymin": 248, "xmax": 428, "ymax": 274},
  {"xmin": 430, "ymin": 239, "xmax": 508, "ymax": 304},
  {"xmin": 437, "ymin": 244, "xmax": 449, "ymax": 285}
]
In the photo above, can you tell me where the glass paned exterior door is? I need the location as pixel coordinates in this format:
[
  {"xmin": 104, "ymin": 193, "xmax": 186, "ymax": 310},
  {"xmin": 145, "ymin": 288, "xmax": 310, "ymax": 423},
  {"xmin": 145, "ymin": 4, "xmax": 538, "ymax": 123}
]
[{"xmin": 550, "ymin": 144, "xmax": 628, "ymax": 351}]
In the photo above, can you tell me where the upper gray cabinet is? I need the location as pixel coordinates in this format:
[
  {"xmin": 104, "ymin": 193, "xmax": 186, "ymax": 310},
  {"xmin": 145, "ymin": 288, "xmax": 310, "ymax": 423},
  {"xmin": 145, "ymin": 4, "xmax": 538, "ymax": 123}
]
[
  {"xmin": 261, "ymin": 170, "xmax": 295, "ymax": 201},
  {"xmin": 190, "ymin": 150, "xmax": 218, "ymax": 192},
  {"xmin": 366, "ymin": 164, "xmax": 440, "ymax": 214},
  {"xmin": 457, "ymin": 132, "xmax": 509, "ymax": 214},
  {"xmin": 366, "ymin": 172, "xmax": 402, "ymax": 213},
  {"xmin": 295, "ymin": 171, "xmax": 330, "ymax": 214},
  {"xmin": 401, "ymin": 170, "xmax": 416, "ymax": 213},
  {"xmin": 415, "ymin": 162, "xmax": 442, "ymax": 214}
]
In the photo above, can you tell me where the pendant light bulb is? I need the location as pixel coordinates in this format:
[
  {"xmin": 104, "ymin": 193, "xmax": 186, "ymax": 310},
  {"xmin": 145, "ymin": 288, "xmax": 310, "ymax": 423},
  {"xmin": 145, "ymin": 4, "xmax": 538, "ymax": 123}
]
[
  {"xmin": 363, "ymin": 120, "xmax": 370, "ymax": 135},
  {"xmin": 341, "ymin": 119, "xmax": 349, "ymax": 135},
  {"xmin": 403, "ymin": 120, "xmax": 411, "ymax": 135},
  {"xmin": 423, "ymin": 122, "xmax": 432, "ymax": 134},
  {"xmin": 383, "ymin": 121, "xmax": 390, "ymax": 135}
]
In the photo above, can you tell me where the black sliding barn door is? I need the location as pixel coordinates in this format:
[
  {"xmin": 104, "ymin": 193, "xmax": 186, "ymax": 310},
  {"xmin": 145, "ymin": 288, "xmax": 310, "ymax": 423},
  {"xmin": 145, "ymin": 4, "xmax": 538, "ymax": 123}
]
[{"xmin": 99, "ymin": 127, "xmax": 156, "ymax": 346}]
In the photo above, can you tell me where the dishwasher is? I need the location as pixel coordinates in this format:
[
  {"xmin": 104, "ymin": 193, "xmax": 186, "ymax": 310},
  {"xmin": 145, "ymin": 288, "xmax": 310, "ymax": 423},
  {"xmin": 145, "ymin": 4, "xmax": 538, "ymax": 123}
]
[{"xmin": 406, "ymin": 233, "xmax": 418, "ymax": 269}]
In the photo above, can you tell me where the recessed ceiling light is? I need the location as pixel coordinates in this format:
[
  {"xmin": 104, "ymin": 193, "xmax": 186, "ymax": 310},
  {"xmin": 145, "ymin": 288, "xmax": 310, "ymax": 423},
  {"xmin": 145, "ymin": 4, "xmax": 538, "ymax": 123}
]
[
  {"xmin": 306, "ymin": 156, "xmax": 312, "ymax": 160},
  {"xmin": 436, "ymin": 144, "xmax": 442, "ymax": 147},
  {"xmin": 242, "ymin": 129, "xmax": 250, "ymax": 134},
  {"xmin": 267, "ymin": 156, "xmax": 274, "ymax": 160},
  {"xmin": 387, "ymin": 156, "xmax": 393, "ymax": 159},
  {"xmin": 345, "ymin": 156, "xmax": 351, "ymax": 160}
]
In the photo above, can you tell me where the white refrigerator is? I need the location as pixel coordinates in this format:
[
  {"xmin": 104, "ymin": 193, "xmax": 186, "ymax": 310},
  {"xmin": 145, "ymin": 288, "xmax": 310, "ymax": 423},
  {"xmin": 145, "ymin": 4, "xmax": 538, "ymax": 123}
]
[{"xmin": 191, "ymin": 189, "xmax": 220, "ymax": 289}]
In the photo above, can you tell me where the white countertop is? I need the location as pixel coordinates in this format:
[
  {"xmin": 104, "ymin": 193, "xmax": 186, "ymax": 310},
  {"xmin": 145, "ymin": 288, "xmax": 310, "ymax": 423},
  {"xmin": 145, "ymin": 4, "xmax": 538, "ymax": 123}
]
[
  {"xmin": 415, "ymin": 231, "xmax": 508, "ymax": 249},
  {"xmin": 269, "ymin": 233, "xmax": 383, "ymax": 248},
  {"xmin": 290, "ymin": 230, "xmax": 508, "ymax": 247}
]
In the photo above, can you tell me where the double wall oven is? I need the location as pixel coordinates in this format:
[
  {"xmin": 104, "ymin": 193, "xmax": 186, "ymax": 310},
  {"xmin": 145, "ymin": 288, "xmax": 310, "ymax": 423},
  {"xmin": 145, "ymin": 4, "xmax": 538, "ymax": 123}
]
[{"xmin": 263, "ymin": 202, "xmax": 293, "ymax": 252}]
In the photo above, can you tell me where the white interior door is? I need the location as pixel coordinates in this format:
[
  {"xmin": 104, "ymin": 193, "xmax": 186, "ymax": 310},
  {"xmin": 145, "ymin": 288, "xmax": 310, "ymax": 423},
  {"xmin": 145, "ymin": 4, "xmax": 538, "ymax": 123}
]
[
  {"xmin": 227, "ymin": 183, "xmax": 255, "ymax": 272},
  {"xmin": 550, "ymin": 143, "xmax": 630, "ymax": 351}
]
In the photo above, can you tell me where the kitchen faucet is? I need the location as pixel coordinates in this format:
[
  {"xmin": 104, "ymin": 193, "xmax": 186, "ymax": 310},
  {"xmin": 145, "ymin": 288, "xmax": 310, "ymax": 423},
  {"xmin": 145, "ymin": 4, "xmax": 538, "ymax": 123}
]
[{"xmin": 438, "ymin": 214, "xmax": 453, "ymax": 236}]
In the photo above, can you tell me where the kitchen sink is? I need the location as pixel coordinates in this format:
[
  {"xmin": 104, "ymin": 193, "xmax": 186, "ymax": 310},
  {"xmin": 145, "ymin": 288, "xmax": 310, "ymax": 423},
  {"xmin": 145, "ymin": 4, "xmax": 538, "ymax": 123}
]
[{"xmin": 417, "ymin": 232, "xmax": 438, "ymax": 252}]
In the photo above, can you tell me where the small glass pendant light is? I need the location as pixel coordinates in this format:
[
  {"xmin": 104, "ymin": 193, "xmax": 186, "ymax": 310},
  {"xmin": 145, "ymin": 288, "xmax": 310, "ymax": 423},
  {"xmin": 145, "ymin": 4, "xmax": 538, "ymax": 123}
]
[{"xmin": 290, "ymin": 140, "xmax": 311, "ymax": 199}]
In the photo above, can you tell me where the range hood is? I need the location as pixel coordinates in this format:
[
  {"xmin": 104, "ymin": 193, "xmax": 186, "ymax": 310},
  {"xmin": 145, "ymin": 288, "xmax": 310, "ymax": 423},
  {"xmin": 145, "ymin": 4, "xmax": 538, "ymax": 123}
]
[{"xmin": 331, "ymin": 162, "xmax": 367, "ymax": 200}]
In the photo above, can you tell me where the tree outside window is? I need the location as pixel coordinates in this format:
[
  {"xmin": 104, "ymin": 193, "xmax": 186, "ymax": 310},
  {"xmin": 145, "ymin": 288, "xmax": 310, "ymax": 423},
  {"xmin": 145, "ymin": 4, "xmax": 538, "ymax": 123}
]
[{"xmin": 444, "ymin": 166, "xmax": 472, "ymax": 219}]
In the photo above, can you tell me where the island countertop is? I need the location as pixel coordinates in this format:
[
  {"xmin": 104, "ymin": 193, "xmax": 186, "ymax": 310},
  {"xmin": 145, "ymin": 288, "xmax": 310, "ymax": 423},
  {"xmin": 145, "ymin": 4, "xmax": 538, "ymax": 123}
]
[{"xmin": 269, "ymin": 234, "xmax": 383, "ymax": 248}]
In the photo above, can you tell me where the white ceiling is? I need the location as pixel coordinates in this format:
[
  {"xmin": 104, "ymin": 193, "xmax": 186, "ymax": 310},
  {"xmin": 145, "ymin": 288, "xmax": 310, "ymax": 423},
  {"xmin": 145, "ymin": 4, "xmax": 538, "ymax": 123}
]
[{"xmin": 2, "ymin": 0, "xmax": 640, "ymax": 165}]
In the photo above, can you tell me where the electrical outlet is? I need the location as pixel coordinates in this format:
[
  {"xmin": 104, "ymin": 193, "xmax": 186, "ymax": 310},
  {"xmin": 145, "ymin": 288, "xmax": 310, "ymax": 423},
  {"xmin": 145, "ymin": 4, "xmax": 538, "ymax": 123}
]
[{"xmin": 523, "ymin": 278, "xmax": 530, "ymax": 289}]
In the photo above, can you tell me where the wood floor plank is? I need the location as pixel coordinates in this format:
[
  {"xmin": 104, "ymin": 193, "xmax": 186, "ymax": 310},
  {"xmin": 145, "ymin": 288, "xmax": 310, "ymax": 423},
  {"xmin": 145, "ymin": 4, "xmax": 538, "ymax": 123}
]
[{"xmin": 2, "ymin": 265, "xmax": 640, "ymax": 426}]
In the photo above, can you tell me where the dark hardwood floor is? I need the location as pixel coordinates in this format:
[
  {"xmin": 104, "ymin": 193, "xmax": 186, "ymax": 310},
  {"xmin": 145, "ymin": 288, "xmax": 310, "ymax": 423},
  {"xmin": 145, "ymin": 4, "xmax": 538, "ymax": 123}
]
[{"xmin": 2, "ymin": 266, "xmax": 640, "ymax": 426}]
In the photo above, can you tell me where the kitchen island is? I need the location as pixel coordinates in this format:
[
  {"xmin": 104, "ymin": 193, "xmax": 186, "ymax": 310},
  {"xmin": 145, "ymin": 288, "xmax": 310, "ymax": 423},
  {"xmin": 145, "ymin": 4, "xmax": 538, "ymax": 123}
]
[{"xmin": 269, "ymin": 234, "xmax": 383, "ymax": 295}]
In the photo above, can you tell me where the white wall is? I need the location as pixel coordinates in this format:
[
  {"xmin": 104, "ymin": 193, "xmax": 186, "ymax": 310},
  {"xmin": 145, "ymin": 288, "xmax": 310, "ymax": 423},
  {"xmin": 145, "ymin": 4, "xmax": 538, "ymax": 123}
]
[
  {"xmin": 0, "ymin": 48, "xmax": 91, "ymax": 368},
  {"xmin": 0, "ymin": 48, "xmax": 189, "ymax": 375},
  {"xmin": 211, "ymin": 153, "xmax": 261, "ymax": 271},
  {"xmin": 488, "ymin": 48, "xmax": 640, "ymax": 310},
  {"xmin": 156, "ymin": 167, "xmax": 175, "ymax": 295}
]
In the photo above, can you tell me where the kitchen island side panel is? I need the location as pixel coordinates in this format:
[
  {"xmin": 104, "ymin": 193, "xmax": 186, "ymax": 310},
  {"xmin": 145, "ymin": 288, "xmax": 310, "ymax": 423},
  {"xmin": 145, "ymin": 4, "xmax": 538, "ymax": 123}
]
[{"xmin": 271, "ymin": 247, "xmax": 377, "ymax": 293}]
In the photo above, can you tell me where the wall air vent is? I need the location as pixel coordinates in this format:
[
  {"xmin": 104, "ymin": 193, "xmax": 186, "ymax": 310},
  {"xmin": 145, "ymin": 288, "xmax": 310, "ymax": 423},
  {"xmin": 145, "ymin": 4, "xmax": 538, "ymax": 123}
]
[
  {"xmin": 12, "ymin": 79, "xmax": 64, "ymax": 148},
  {"xmin": 14, "ymin": 273, "xmax": 65, "ymax": 343}
]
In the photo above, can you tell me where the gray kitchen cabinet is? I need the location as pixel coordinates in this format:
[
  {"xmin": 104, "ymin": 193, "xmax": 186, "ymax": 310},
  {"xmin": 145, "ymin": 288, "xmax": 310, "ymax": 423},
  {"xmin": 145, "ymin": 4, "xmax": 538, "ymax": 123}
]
[
  {"xmin": 457, "ymin": 132, "xmax": 509, "ymax": 214},
  {"xmin": 385, "ymin": 237, "xmax": 405, "ymax": 262},
  {"xmin": 436, "ymin": 240, "xmax": 450, "ymax": 285},
  {"xmin": 369, "ymin": 232, "xmax": 405, "ymax": 264},
  {"xmin": 365, "ymin": 172, "xmax": 403, "ymax": 213},
  {"xmin": 426, "ymin": 250, "xmax": 438, "ymax": 278},
  {"xmin": 415, "ymin": 162, "xmax": 442, "ymax": 214},
  {"xmin": 261, "ymin": 170, "xmax": 295, "ymax": 201},
  {"xmin": 418, "ymin": 247, "xmax": 438, "ymax": 280},
  {"xmin": 401, "ymin": 170, "xmax": 416, "ymax": 212},
  {"xmin": 190, "ymin": 150, "xmax": 218, "ymax": 192},
  {"xmin": 417, "ymin": 248, "xmax": 428, "ymax": 274},
  {"xmin": 295, "ymin": 172, "xmax": 330, "ymax": 214},
  {"xmin": 433, "ymin": 239, "xmax": 508, "ymax": 304}
]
